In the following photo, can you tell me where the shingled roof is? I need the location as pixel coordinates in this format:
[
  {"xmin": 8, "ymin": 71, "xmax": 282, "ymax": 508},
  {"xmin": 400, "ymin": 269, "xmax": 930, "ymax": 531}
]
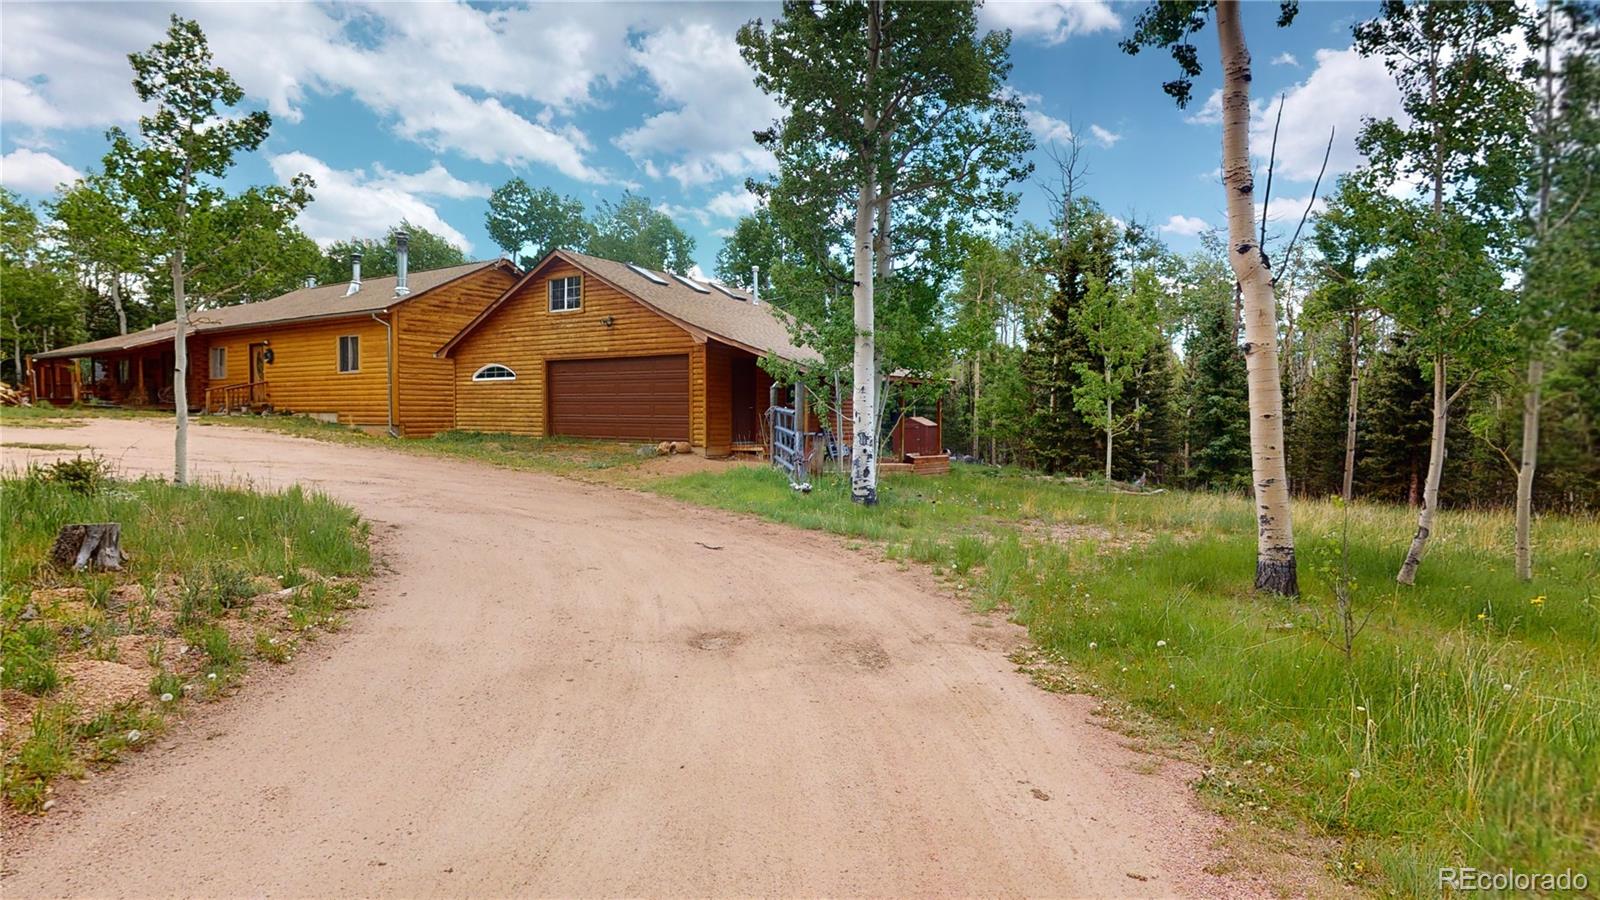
[
  {"xmin": 438, "ymin": 249, "xmax": 821, "ymax": 365},
  {"xmin": 35, "ymin": 261, "xmax": 514, "ymax": 360}
]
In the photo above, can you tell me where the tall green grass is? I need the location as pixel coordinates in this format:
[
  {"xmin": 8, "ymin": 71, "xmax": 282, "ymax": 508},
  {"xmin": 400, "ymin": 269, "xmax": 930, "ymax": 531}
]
[
  {"xmin": 1, "ymin": 467, "xmax": 370, "ymax": 588},
  {"xmin": 649, "ymin": 465, "xmax": 1599, "ymax": 893}
]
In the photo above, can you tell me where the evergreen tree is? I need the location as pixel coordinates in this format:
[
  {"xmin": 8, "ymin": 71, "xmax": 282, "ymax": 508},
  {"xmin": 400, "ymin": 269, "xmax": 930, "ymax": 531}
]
[{"xmin": 1185, "ymin": 282, "xmax": 1250, "ymax": 489}]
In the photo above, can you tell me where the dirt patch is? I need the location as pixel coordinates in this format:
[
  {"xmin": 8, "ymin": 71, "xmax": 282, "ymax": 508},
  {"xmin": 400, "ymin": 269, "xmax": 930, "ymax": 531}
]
[
  {"xmin": 831, "ymin": 638, "xmax": 890, "ymax": 671},
  {"xmin": 633, "ymin": 453, "xmax": 764, "ymax": 479},
  {"xmin": 687, "ymin": 630, "xmax": 744, "ymax": 652},
  {"xmin": 1013, "ymin": 519, "xmax": 1157, "ymax": 553},
  {"xmin": 58, "ymin": 660, "xmax": 149, "ymax": 713}
]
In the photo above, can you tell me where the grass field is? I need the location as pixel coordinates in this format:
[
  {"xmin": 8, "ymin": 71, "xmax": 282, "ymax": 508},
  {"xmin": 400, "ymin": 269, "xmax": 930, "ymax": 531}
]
[
  {"xmin": 0, "ymin": 457, "xmax": 370, "ymax": 813},
  {"xmin": 648, "ymin": 465, "xmax": 1599, "ymax": 895}
]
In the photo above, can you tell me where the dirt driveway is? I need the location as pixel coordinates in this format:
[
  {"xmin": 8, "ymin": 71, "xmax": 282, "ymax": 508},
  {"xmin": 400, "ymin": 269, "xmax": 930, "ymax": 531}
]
[{"xmin": 2, "ymin": 419, "xmax": 1262, "ymax": 898}]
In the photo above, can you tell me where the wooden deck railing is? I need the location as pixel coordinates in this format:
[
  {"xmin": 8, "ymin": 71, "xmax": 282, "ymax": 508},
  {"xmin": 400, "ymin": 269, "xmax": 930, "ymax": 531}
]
[{"xmin": 203, "ymin": 380, "xmax": 267, "ymax": 413}]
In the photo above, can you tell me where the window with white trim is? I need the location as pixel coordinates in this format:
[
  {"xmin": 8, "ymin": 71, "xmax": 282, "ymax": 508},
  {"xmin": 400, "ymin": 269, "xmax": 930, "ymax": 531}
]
[
  {"xmin": 548, "ymin": 275, "xmax": 582, "ymax": 312},
  {"xmin": 337, "ymin": 335, "xmax": 360, "ymax": 373},
  {"xmin": 472, "ymin": 364, "xmax": 517, "ymax": 382},
  {"xmin": 209, "ymin": 346, "xmax": 227, "ymax": 380}
]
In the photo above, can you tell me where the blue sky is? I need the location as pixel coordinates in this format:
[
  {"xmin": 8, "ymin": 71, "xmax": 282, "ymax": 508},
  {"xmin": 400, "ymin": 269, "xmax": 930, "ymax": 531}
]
[{"xmin": 1, "ymin": 2, "xmax": 1401, "ymax": 275}]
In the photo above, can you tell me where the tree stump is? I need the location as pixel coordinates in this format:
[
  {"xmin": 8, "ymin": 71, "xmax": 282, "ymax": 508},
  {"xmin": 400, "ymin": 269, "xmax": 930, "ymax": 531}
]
[{"xmin": 49, "ymin": 523, "xmax": 125, "ymax": 572}]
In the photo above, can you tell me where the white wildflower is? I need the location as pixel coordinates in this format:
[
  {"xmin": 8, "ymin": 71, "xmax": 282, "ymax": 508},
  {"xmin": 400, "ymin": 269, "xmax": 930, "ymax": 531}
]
[
  {"xmin": 1156, "ymin": 639, "xmax": 1167, "ymax": 648},
  {"xmin": 159, "ymin": 693, "xmax": 174, "ymax": 703},
  {"xmin": 1349, "ymin": 769, "xmax": 1361, "ymax": 780},
  {"xmin": 207, "ymin": 672, "xmax": 217, "ymax": 680},
  {"xmin": 1503, "ymin": 683, "xmax": 1513, "ymax": 692},
  {"xmin": 1088, "ymin": 641, "xmax": 1098, "ymax": 650},
  {"xmin": 127, "ymin": 730, "xmax": 142, "ymax": 743}
]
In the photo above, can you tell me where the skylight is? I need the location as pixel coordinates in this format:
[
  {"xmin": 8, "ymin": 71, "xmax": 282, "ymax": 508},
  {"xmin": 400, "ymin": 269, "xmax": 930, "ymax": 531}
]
[
  {"xmin": 671, "ymin": 272, "xmax": 710, "ymax": 294},
  {"xmin": 627, "ymin": 263, "xmax": 669, "ymax": 285},
  {"xmin": 710, "ymin": 282, "xmax": 747, "ymax": 301}
]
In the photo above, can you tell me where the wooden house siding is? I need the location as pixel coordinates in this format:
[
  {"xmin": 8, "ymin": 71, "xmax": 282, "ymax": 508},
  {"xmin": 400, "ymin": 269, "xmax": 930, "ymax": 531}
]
[
  {"xmin": 199, "ymin": 316, "xmax": 394, "ymax": 426},
  {"xmin": 393, "ymin": 267, "xmax": 518, "ymax": 436},
  {"xmin": 702, "ymin": 340, "xmax": 734, "ymax": 456},
  {"xmin": 452, "ymin": 262, "xmax": 696, "ymax": 437}
]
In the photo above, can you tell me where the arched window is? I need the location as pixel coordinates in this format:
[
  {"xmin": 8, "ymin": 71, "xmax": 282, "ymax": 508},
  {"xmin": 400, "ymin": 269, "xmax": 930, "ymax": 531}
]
[{"xmin": 472, "ymin": 364, "xmax": 517, "ymax": 382}]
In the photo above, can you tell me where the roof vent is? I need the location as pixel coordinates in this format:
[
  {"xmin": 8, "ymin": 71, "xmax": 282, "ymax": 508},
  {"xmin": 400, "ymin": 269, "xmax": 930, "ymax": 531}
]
[
  {"xmin": 627, "ymin": 263, "xmax": 669, "ymax": 286},
  {"xmin": 671, "ymin": 272, "xmax": 710, "ymax": 294},
  {"xmin": 393, "ymin": 230, "xmax": 410, "ymax": 297},
  {"xmin": 344, "ymin": 251, "xmax": 362, "ymax": 297},
  {"xmin": 751, "ymin": 265, "xmax": 760, "ymax": 306}
]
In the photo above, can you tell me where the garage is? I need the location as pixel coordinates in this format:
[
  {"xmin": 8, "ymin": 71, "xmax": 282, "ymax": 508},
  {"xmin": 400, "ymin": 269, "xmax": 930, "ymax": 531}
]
[{"xmin": 548, "ymin": 355, "xmax": 690, "ymax": 441}]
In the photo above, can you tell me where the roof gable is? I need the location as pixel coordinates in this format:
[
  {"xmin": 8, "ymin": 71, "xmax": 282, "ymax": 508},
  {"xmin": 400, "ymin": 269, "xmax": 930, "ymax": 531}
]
[{"xmin": 436, "ymin": 249, "xmax": 819, "ymax": 364}]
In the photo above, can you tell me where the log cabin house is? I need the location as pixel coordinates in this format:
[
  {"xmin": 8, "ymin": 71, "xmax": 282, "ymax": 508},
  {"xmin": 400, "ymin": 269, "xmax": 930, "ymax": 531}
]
[
  {"xmin": 31, "ymin": 242, "xmax": 946, "ymax": 466},
  {"xmin": 439, "ymin": 249, "xmax": 820, "ymax": 456},
  {"xmin": 30, "ymin": 245, "xmax": 520, "ymax": 436}
]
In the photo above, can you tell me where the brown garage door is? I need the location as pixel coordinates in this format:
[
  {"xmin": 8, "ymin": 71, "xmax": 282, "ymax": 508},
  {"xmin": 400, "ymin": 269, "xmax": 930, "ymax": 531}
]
[{"xmin": 548, "ymin": 355, "xmax": 690, "ymax": 441}]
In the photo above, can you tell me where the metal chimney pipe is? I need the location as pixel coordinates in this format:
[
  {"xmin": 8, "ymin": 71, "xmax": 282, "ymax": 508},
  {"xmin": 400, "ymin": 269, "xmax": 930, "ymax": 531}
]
[
  {"xmin": 394, "ymin": 230, "xmax": 411, "ymax": 297},
  {"xmin": 344, "ymin": 251, "xmax": 363, "ymax": 297},
  {"xmin": 751, "ymin": 265, "xmax": 760, "ymax": 305}
]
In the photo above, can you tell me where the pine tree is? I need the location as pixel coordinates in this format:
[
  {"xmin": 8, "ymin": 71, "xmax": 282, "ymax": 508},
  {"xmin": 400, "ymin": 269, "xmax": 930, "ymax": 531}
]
[{"xmin": 1186, "ymin": 286, "xmax": 1250, "ymax": 489}]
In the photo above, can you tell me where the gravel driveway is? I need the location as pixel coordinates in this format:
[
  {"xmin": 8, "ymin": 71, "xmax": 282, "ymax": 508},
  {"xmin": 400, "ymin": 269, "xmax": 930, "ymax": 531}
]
[{"xmin": 1, "ymin": 419, "xmax": 1262, "ymax": 898}]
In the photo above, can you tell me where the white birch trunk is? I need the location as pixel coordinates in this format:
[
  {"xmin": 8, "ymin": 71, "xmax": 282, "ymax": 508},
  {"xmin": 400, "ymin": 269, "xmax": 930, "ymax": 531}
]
[
  {"xmin": 1514, "ymin": 356, "xmax": 1542, "ymax": 581},
  {"xmin": 1217, "ymin": 1, "xmax": 1297, "ymax": 595},
  {"xmin": 171, "ymin": 249, "xmax": 189, "ymax": 485},
  {"xmin": 850, "ymin": 180, "xmax": 879, "ymax": 505},
  {"xmin": 1342, "ymin": 309, "xmax": 1360, "ymax": 501},
  {"xmin": 111, "ymin": 275, "xmax": 128, "ymax": 336},
  {"xmin": 1397, "ymin": 355, "xmax": 1449, "ymax": 584}
]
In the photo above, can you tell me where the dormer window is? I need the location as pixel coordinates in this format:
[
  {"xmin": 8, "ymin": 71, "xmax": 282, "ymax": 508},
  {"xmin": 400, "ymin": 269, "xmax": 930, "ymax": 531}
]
[
  {"xmin": 472, "ymin": 364, "xmax": 517, "ymax": 382},
  {"xmin": 548, "ymin": 275, "xmax": 582, "ymax": 312}
]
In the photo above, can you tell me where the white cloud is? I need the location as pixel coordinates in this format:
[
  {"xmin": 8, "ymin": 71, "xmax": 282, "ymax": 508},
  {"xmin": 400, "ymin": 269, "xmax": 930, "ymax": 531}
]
[
  {"xmin": 371, "ymin": 162, "xmax": 489, "ymax": 200},
  {"xmin": 707, "ymin": 189, "xmax": 760, "ymax": 220},
  {"xmin": 1159, "ymin": 214, "xmax": 1211, "ymax": 237},
  {"xmin": 1271, "ymin": 52, "xmax": 1300, "ymax": 67},
  {"xmin": 0, "ymin": 2, "xmax": 635, "ymax": 183},
  {"xmin": 0, "ymin": 148, "xmax": 81, "ymax": 194},
  {"xmin": 1185, "ymin": 89, "xmax": 1229, "ymax": 126},
  {"xmin": 1007, "ymin": 90, "xmax": 1075, "ymax": 145},
  {"xmin": 269, "ymin": 152, "xmax": 474, "ymax": 252},
  {"xmin": 979, "ymin": 1, "xmax": 1120, "ymax": 44},
  {"xmin": 1088, "ymin": 124, "xmax": 1122, "ymax": 148},
  {"xmin": 1184, "ymin": 47, "xmax": 1403, "ymax": 184},
  {"xmin": 1252, "ymin": 47, "xmax": 1403, "ymax": 182},
  {"xmin": 1259, "ymin": 194, "xmax": 1327, "ymax": 231},
  {"xmin": 614, "ymin": 21, "xmax": 781, "ymax": 189}
]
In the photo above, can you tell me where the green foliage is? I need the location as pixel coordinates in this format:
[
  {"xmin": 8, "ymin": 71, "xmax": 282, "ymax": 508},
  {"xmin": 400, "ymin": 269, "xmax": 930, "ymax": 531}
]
[
  {"xmin": 316, "ymin": 222, "xmax": 468, "ymax": 286},
  {"xmin": 103, "ymin": 15, "xmax": 314, "ymax": 306},
  {"xmin": 1179, "ymin": 241, "xmax": 1250, "ymax": 489},
  {"xmin": 34, "ymin": 455, "xmax": 112, "ymax": 495},
  {"xmin": 1119, "ymin": 1, "xmax": 1300, "ymax": 107},
  {"xmin": 1, "ymin": 190, "xmax": 84, "ymax": 382},
  {"xmin": 713, "ymin": 208, "xmax": 786, "ymax": 290},
  {"xmin": 484, "ymin": 179, "xmax": 591, "ymax": 266},
  {"xmin": 587, "ymin": 193, "xmax": 696, "ymax": 273}
]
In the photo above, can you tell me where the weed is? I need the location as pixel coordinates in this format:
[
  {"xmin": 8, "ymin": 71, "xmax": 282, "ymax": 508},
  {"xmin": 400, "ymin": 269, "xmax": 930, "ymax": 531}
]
[
  {"xmin": 1, "ymin": 623, "xmax": 60, "ymax": 695},
  {"xmin": 2, "ymin": 703, "xmax": 82, "ymax": 812},
  {"xmin": 148, "ymin": 669, "xmax": 183, "ymax": 701},
  {"xmin": 254, "ymin": 631, "xmax": 293, "ymax": 664},
  {"xmin": 78, "ymin": 702, "xmax": 163, "ymax": 764}
]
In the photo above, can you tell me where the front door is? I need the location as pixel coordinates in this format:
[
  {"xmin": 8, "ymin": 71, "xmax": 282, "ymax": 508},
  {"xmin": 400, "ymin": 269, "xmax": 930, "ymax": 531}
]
[{"xmin": 249, "ymin": 343, "xmax": 268, "ymax": 404}]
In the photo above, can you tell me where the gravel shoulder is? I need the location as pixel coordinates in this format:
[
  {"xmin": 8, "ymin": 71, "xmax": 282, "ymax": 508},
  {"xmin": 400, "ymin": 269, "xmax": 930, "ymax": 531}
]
[{"xmin": 0, "ymin": 419, "xmax": 1269, "ymax": 897}]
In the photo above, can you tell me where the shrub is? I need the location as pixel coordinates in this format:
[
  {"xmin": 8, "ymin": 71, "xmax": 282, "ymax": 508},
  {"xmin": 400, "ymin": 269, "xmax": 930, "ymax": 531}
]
[{"xmin": 35, "ymin": 455, "xmax": 111, "ymax": 495}]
